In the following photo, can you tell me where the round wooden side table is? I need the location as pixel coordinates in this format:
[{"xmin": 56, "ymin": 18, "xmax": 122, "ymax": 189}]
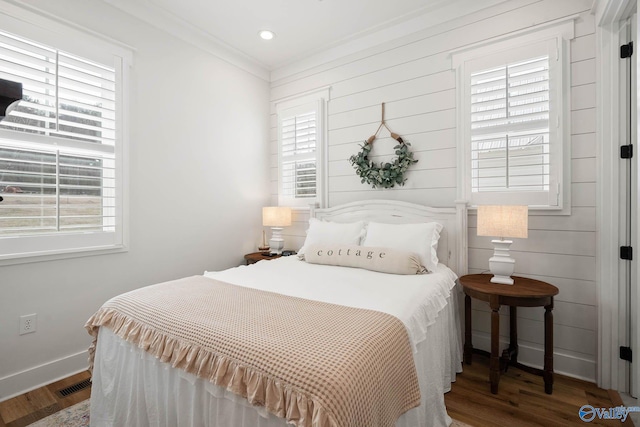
[{"xmin": 459, "ymin": 273, "xmax": 559, "ymax": 395}]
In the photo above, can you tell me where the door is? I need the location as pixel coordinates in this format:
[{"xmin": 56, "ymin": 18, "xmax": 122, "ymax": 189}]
[
  {"xmin": 620, "ymin": 13, "xmax": 638, "ymax": 396},
  {"xmin": 632, "ymin": 12, "xmax": 640, "ymax": 398}
]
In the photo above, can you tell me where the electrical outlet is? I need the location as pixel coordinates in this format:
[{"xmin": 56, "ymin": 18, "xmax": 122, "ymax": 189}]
[{"xmin": 19, "ymin": 313, "xmax": 37, "ymax": 335}]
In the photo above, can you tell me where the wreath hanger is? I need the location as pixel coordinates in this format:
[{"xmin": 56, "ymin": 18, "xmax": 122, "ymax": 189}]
[
  {"xmin": 349, "ymin": 102, "xmax": 417, "ymax": 189},
  {"xmin": 366, "ymin": 103, "xmax": 402, "ymax": 143}
]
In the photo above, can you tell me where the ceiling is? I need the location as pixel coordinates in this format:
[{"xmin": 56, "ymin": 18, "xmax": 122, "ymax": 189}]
[
  {"xmin": 154, "ymin": 0, "xmax": 454, "ymax": 69},
  {"xmin": 106, "ymin": 0, "xmax": 461, "ymax": 70}
]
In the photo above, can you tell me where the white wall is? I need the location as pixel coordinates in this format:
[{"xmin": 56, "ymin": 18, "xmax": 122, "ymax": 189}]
[
  {"xmin": 271, "ymin": 0, "xmax": 597, "ymax": 381},
  {"xmin": 0, "ymin": 0, "xmax": 270, "ymax": 400}
]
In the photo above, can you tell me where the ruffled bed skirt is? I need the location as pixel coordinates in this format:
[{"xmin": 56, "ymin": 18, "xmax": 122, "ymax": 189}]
[{"xmin": 89, "ymin": 287, "xmax": 463, "ymax": 427}]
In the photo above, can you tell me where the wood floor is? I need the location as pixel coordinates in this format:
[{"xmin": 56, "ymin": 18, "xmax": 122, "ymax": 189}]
[
  {"xmin": 0, "ymin": 358, "xmax": 633, "ymax": 427},
  {"xmin": 446, "ymin": 353, "xmax": 634, "ymax": 427},
  {"xmin": 0, "ymin": 371, "xmax": 91, "ymax": 427}
]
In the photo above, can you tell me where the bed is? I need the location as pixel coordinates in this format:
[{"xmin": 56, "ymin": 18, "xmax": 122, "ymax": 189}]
[{"xmin": 86, "ymin": 200, "xmax": 468, "ymax": 427}]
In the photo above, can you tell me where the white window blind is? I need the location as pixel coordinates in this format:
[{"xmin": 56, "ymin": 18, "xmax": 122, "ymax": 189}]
[
  {"xmin": 470, "ymin": 55, "xmax": 550, "ymax": 194},
  {"xmin": 276, "ymin": 88, "xmax": 328, "ymax": 208},
  {"xmin": 0, "ymin": 30, "xmax": 116, "ymax": 144},
  {"xmin": 0, "ymin": 144, "xmax": 115, "ymax": 236},
  {"xmin": 453, "ymin": 29, "xmax": 569, "ymax": 209},
  {"xmin": 280, "ymin": 109, "xmax": 317, "ymax": 200},
  {"xmin": 0, "ymin": 20, "xmax": 127, "ymax": 261}
]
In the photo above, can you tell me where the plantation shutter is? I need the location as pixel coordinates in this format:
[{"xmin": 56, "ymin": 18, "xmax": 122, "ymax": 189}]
[
  {"xmin": 0, "ymin": 144, "xmax": 115, "ymax": 235},
  {"xmin": 470, "ymin": 54, "xmax": 550, "ymax": 195},
  {"xmin": 0, "ymin": 29, "xmax": 118, "ymax": 239},
  {"xmin": 280, "ymin": 107, "xmax": 317, "ymax": 201},
  {"xmin": 459, "ymin": 34, "xmax": 564, "ymax": 208},
  {"xmin": 0, "ymin": 31, "xmax": 116, "ymax": 143}
]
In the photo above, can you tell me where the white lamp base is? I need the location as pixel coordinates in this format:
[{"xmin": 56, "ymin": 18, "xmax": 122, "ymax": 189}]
[
  {"xmin": 269, "ymin": 227, "xmax": 285, "ymax": 255},
  {"xmin": 489, "ymin": 239, "xmax": 515, "ymax": 285}
]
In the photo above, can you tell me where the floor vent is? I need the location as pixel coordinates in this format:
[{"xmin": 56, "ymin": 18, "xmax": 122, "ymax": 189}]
[{"xmin": 55, "ymin": 378, "xmax": 91, "ymax": 398}]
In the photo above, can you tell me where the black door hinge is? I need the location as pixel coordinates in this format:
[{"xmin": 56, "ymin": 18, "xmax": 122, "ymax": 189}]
[
  {"xmin": 620, "ymin": 246, "xmax": 633, "ymax": 260},
  {"xmin": 621, "ymin": 144, "xmax": 634, "ymax": 159},
  {"xmin": 621, "ymin": 42, "xmax": 634, "ymax": 58},
  {"xmin": 620, "ymin": 346, "xmax": 633, "ymax": 362}
]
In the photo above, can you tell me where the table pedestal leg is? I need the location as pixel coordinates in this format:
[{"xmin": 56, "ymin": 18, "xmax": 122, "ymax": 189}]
[
  {"xmin": 509, "ymin": 306, "xmax": 518, "ymax": 363},
  {"xmin": 464, "ymin": 294, "xmax": 473, "ymax": 365},
  {"xmin": 502, "ymin": 306, "xmax": 519, "ymax": 371},
  {"xmin": 490, "ymin": 296, "xmax": 500, "ymax": 394},
  {"xmin": 544, "ymin": 299, "xmax": 554, "ymax": 394}
]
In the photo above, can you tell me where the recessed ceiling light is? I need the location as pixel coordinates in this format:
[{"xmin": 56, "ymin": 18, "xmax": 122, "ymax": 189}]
[{"xmin": 259, "ymin": 30, "xmax": 275, "ymax": 40}]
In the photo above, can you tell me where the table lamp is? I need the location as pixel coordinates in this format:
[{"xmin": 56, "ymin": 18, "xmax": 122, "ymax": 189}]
[
  {"xmin": 477, "ymin": 205, "xmax": 528, "ymax": 285},
  {"xmin": 262, "ymin": 207, "xmax": 292, "ymax": 255}
]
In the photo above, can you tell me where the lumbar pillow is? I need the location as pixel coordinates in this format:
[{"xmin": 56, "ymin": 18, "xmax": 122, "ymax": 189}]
[{"xmin": 303, "ymin": 244, "xmax": 425, "ymax": 275}]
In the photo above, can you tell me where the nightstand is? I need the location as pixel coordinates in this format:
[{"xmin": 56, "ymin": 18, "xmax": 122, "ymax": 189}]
[
  {"xmin": 459, "ymin": 274, "xmax": 559, "ymax": 395},
  {"xmin": 244, "ymin": 252, "xmax": 281, "ymax": 265}
]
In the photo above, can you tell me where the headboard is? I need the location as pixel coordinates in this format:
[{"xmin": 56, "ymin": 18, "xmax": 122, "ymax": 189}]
[{"xmin": 311, "ymin": 200, "xmax": 468, "ymax": 276}]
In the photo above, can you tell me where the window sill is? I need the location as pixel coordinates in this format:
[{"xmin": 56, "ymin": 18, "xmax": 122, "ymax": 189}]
[
  {"xmin": 467, "ymin": 205, "xmax": 572, "ymax": 216},
  {"xmin": 0, "ymin": 244, "xmax": 128, "ymax": 267}
]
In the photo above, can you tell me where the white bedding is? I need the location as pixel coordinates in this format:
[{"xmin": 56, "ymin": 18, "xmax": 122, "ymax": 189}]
[
  {"xmin": 90, "ymin": 257, "xmax": 462, "ymax": 427},
  {"xmin": 205, "ymin": 256, "xmax": 458, "ymax": 353}
]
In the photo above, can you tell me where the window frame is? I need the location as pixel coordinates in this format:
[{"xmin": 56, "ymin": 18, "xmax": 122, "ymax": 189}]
[
  {"xmin": 0, "ymin": 4, "xmax": 132, "ymax": 265},
  {"xmin": 275, "ymin": 88, "xmax": 329, "ymax": 209},
  {"xmin": 452, "ymin": 21, "xmax": 573, "ymax": 212}
]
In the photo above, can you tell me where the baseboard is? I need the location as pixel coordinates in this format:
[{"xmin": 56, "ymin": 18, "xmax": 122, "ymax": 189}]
[
  {"xmin": 0, "ymin": 350, "xmax": 88, "ymax": 402},
  {"xmin": 471, "ymin": 331, "xmax": 596, "ymax": 383}
]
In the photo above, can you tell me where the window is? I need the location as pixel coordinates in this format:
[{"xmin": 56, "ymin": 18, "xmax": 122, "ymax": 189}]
[
  {"xmin": 453, "ymin": 23, "xmax": 572, "ymax": 209},
  {"xmin": 0, "ymin": 10, "xmax": 130, "ymax": 262},
  {"xmin": 276, "ymin": 88, "xmax": 328, "ymax": 207},
  {"xmin": 280, "ymin": 108, "xmax": 317, "ymax": 200},
  {"xmin": 471, "ymin": 55, "xmax": 551, "ymax": 195}
]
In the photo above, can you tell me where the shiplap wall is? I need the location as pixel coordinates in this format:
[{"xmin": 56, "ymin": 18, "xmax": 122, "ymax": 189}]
[{"xmin": 269, "ymin": 0, "xmax": 597, "ymax": 381}]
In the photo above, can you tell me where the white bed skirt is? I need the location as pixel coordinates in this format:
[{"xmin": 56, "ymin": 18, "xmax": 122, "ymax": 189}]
[{"xmin": 89, "ymin": 288, "xmax": 463, "ymax": 427}]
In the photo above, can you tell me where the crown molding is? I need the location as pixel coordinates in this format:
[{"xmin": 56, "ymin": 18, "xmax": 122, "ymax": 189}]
[
  {"xmin": 101, "ymin": 0, "xmax": 270, "ymax": 81},
  {"xmin": 1, "ymin": 0, "xmax": 135, "ymax": 60},
  {"xmin": 100, "ymin": 0, "xmax": 511, "ymax": 83},
  {"xmin": 270, "ymin": 0, "xmax": 511, "ymax": 83}
]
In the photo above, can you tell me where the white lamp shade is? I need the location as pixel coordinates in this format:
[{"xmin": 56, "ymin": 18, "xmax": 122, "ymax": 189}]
[
  {"xmin": 262, "ymin": 207, "xmax": 292, "ymax": 227},
  {"xmin": 477, "ymin": 205, "xmax": 528, "ymax": 239}
]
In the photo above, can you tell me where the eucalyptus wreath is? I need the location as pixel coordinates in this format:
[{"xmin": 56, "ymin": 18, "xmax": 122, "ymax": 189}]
[{"xmin": 349, "ymin": 136, "xmax": 418, "ymax": 189}]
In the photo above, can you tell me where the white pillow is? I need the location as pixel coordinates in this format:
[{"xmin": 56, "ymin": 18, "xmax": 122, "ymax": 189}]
[
  {"xmin": 298, "ymin": 218, "xmax": 366, "ymax": 256},
  {"xmin": 361, "ymin": 222, "xmax": 443, "ymax": 272}
]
